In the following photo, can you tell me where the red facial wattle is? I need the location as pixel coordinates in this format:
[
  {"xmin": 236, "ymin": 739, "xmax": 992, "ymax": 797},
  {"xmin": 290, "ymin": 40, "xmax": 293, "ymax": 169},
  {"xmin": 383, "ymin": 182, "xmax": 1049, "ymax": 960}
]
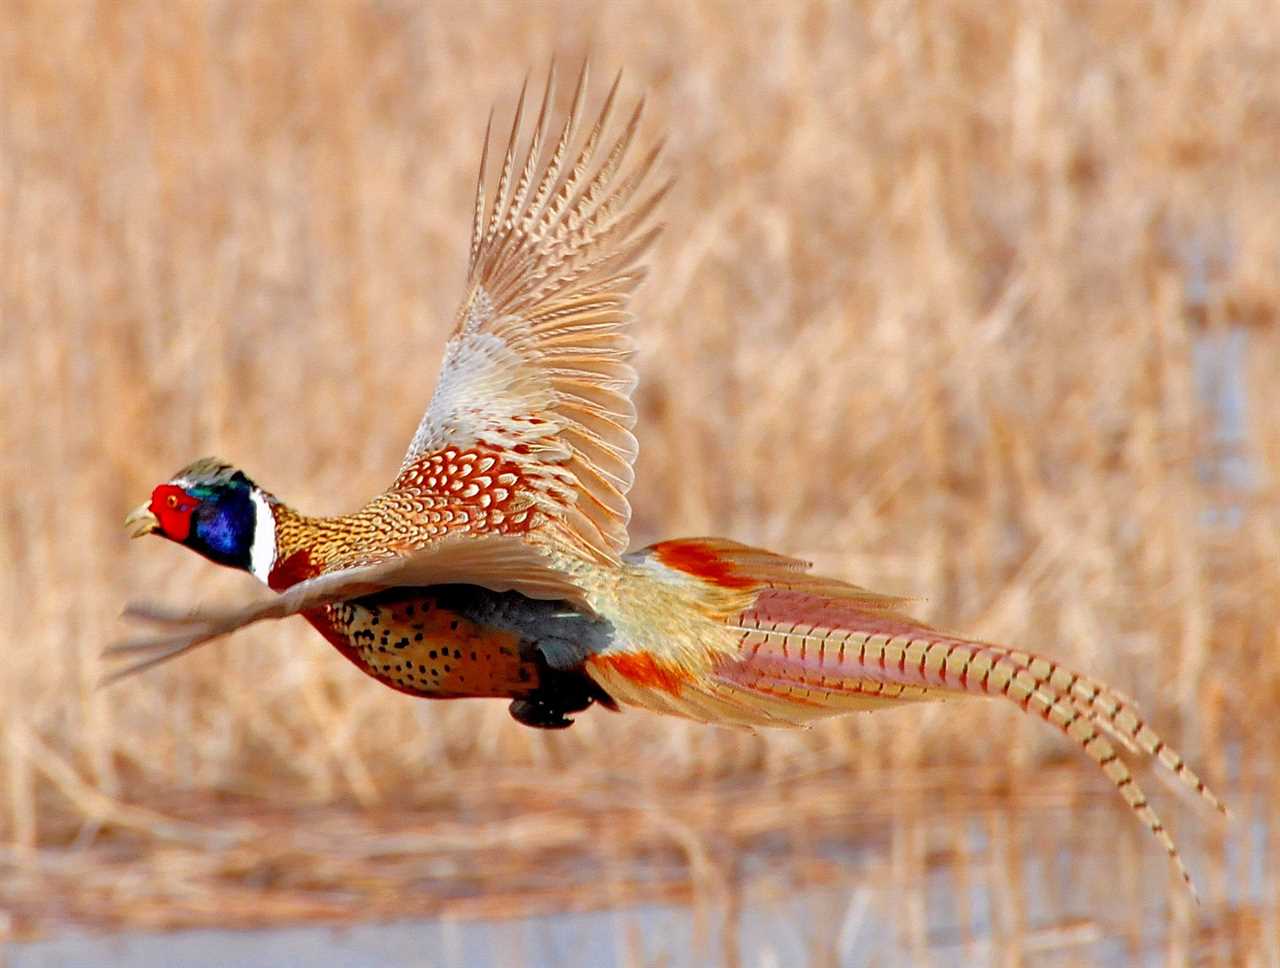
[{"xmin": 151, "ymin": 484, "xmax": 199, "ymax": 542}]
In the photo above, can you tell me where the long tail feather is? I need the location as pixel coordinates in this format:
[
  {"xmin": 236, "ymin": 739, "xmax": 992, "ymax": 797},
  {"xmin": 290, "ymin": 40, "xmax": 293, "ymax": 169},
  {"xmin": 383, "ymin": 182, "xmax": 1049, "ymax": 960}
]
[
  {"xmin": 715, "ymin": 608, "xmax": 1205, "ymax": 894},
  {"xmin": 607, "ymin": 538, "xmax": 1227, "ymax": 897}
]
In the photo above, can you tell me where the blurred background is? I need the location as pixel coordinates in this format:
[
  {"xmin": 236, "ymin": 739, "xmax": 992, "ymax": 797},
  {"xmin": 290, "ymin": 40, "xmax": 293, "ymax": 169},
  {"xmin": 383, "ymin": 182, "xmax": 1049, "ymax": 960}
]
[{"xmin": 2, "ymin": 1, "xmax": 1278, "ymax": 965}]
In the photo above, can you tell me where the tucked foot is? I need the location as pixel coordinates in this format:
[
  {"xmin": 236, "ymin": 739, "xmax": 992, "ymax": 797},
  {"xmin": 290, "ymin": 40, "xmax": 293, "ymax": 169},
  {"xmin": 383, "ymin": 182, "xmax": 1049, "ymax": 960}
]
[
  {"xmin": 508, "ymin": 697, "xmax": 580, "ymax": 729},
  {"xmin": 507, "ymin": 664, "xmax": 616, "ymax": 730}
]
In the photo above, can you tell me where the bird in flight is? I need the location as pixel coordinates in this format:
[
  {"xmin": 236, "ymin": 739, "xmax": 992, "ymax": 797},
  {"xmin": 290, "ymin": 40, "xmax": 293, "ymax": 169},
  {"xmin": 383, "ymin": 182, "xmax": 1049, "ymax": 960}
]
[{"xmin": 115, "ymin": 63, "xmax": 1224, "ymax": 895}]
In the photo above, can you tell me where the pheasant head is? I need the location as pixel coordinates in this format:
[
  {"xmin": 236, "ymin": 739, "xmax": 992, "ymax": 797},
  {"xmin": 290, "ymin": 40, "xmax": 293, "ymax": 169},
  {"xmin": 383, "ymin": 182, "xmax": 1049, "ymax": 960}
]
[{"xmin": 126, "ymin": 458, "xmax": 276, "ymax": 583}]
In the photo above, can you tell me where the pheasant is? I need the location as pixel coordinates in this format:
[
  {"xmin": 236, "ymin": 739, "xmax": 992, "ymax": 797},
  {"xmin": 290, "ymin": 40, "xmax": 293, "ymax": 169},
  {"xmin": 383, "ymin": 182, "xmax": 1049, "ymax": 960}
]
[{"xmin": 116, "ymin": 63, "xmax": 1225, "ymax": 894}]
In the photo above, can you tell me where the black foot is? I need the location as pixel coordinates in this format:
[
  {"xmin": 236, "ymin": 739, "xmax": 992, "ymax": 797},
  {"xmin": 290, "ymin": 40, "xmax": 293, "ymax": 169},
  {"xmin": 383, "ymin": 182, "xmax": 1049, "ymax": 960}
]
[
  {"xmin": 508, "ymin": 697, "xmax": 580, "ymax": 730},
  {"xmin": 508, "ymin": 664, "xmax": 617, "ymax": 730}
]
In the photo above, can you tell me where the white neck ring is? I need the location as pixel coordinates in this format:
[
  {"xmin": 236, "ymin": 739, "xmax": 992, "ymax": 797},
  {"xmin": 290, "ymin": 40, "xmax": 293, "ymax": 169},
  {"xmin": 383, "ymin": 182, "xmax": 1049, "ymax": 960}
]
[{"xmin": 248, "ymin": 489, "xmax": 277, "ymax": 584}]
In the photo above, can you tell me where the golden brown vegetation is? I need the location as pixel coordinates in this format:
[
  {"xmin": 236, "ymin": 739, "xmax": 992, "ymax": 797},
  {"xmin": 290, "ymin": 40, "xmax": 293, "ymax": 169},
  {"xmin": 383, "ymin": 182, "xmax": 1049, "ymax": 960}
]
[{"xmin": 2, "ymin": 0, "xmax": 1278, "ymax": 962}]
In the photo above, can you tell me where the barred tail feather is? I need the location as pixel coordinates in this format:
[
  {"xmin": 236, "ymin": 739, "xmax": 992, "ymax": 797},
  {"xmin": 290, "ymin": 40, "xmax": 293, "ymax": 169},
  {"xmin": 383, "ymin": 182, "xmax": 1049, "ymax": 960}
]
[
  {"xmin": 996, "ymin": 647, "xmax": 1227, "ymax": 815},
  {"xmin": 713, "ymin": 608, "xmax": 1205, "ymax": 894},
  {"xmin": 611, "ymin": 538, "xmax": 1227, "ymax": 896}
]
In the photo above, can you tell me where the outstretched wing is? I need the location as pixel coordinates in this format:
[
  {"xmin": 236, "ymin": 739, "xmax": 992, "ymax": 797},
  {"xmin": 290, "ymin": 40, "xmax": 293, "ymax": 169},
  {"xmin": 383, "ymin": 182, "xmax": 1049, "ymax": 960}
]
[
  {"xmin": 399, "ymin": 63, "xmax": 669, "ymax": 563},
  {"xmin": 105, "ymin": 536, "xmax": 590, "ymax": 684}
]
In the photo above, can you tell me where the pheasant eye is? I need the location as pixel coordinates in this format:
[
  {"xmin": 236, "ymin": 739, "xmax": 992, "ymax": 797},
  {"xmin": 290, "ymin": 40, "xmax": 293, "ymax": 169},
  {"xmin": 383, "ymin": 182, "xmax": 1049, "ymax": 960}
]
[{"xmin": 167, "ymin": 494, "xmax": 179, "ymax": 509}]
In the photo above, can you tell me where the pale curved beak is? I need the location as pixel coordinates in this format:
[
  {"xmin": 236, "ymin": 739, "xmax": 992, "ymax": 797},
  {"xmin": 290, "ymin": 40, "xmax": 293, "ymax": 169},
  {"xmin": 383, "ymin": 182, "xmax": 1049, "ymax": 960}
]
[{"xmin": 124, "ymin": 503, "xmax": 160, "ymax": 539}]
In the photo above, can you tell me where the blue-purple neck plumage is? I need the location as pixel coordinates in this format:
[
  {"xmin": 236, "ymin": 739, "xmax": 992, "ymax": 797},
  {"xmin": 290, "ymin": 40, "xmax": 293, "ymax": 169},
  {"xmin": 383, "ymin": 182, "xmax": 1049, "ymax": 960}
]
[{"xmin": 125, "ymin": 458, "xmax": 277, "ymax": 582}]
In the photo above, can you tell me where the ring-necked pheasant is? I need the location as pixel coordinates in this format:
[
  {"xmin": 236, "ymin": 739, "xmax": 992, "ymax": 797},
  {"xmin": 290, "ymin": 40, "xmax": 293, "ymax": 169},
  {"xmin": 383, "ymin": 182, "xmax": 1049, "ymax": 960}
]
[{"xmin": 117, "ymin": 63, "xmax": 1225, "ymax": 894}]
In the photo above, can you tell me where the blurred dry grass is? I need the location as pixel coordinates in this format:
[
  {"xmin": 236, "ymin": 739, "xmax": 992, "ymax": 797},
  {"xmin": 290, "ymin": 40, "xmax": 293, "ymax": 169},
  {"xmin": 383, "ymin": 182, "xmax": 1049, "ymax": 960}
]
[{"xmin": 2, "ymin": 0, "xmax": 1279, "ymax": 962}]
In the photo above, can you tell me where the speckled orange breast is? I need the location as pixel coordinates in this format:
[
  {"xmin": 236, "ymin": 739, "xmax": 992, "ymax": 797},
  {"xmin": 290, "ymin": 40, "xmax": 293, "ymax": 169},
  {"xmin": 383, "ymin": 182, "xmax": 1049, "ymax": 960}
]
[{"xmin": 303, "ymin": 591, "xmax": 540, "ymax": 700}]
